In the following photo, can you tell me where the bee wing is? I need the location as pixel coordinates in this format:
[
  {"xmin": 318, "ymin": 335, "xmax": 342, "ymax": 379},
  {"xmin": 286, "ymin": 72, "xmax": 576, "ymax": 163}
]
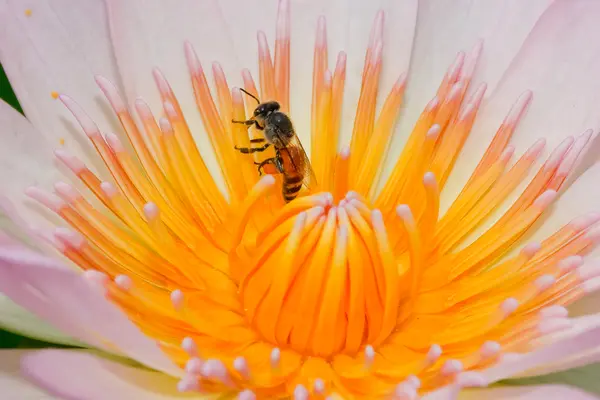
[{"xmin": 277, "ymin": 132, "xmax": 318, "ymax": 191}]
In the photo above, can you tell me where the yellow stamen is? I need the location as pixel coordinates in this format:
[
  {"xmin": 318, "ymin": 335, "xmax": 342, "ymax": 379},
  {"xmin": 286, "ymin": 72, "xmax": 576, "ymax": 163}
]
[{"xmin": 34, "ymin": 2, "xmax": 598, "ymax": 398}]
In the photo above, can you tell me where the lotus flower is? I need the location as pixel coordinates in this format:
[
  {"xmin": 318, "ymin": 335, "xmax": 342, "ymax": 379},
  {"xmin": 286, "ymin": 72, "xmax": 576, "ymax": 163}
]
[{"xmin": 2, "ymin": 0, "xmax": 600, "ymax": 398}]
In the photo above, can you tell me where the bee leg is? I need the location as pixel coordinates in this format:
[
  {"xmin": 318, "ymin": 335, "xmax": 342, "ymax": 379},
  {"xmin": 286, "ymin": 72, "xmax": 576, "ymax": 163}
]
[
  {"xmin": 274, "ymin": 156, "xmax": 285, "ymax": 173},
  {"xmin": 231, "ymin": 119, "xmax": 264, "ymax": 131},
  {"xmin": 232, "ymin": 119, "xmax": 254, "ymax": 126},
  {"xmin": 234, "ymin": 143, "xmax": 271, "ymax": 154},
  {"xmin": 254, "ymin": 158, "xmax": 280, "ymax": 176},
  {"xmin": 253, "ymin": 121, "xmax": 264, "ymax": 130}
]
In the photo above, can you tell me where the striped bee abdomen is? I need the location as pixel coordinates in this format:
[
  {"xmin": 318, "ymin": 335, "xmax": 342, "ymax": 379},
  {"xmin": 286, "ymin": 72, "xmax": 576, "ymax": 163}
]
[{"xmin": 282, "ymin": 173, "xmax": 304, "ymax": 202}]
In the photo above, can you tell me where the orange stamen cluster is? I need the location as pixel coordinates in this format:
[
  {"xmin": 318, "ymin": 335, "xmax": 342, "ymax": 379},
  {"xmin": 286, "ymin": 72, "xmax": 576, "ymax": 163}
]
[{"xmin": 26, "ymin": 1, "xmax": 600, "ymax": 398}]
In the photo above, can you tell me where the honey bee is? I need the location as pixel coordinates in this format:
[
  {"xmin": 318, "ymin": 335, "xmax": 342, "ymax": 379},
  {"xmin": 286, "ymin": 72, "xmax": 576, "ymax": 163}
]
[{"xmin": 233, "ymin": 89, "xmax": 317, "ymax": 203}]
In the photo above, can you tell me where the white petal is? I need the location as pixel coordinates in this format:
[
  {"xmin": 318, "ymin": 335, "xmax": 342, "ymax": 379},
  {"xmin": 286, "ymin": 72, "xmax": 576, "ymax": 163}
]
[
  {"xmin": 0, "ymin": 100, "xmax": 65, "ymax": 237},
  {"xmin": 456, "ymin": 384, "xmax": 600, "ymax": 400},
  {"xmin": 0, "ymin": 350, "xmax": 56, "ymax": 399},
  {"xmin": 0, "ymin": 0, "xmax": 122, "ymax": 168},
  {"xmin": 385, "ymin": 0, "xmax": 554, "ymax": 181},
  {"xmin": 0, "ymin": 294, "xmax": 80, "ymax": 346},
  {"xmin": 19, "ymin": 349, "xmax": 212, "ymax": 399}
]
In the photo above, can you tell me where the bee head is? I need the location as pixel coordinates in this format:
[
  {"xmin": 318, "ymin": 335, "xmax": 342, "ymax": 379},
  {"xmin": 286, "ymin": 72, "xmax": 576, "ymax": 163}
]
[{"xmin": 253, "ymin": 101, "xmax": 280, "ymax": 118}]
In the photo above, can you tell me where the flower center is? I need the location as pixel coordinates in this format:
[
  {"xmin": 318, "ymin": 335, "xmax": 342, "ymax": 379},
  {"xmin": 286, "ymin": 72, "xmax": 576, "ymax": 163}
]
[{"xmin": 234, "ymin": 190, "xmax": 410, "ymax": 357}]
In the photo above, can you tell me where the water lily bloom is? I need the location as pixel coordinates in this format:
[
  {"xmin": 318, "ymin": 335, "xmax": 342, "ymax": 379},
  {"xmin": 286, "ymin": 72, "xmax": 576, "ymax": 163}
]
[{"xmin": 3, "ymin": 0, "xmax": 600, "ymax": 398}]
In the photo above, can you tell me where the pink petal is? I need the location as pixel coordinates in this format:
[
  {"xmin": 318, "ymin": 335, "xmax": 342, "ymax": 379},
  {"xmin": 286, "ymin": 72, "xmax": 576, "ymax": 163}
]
[
  {"xmin": 0, "ymin": 350, "xmax": 55, "ymax": 399},
  {"xmin": 478, "ymin": 322, "xmax": 600, "ymax": 383},
  {"xmin": 443, "ymin": 0, "xmax": 600, "ymax": 205},
  {"xmin": 0, "ymin": 244, "xmax": 181, "ymax": 377},
  {"xmin": 456, "ymin": 384, "xmax": 600, "ymax": 400},
  {"xmin": 0, "ymin": 0, "xmax": 122, "ymax": 168},
  {"xmin": 516, "ymin": 314, "xmax": 600, "ymax": 377},
  {"xmin": 20, "ymin": 349, "xmax": 193, "ymax": 399}
]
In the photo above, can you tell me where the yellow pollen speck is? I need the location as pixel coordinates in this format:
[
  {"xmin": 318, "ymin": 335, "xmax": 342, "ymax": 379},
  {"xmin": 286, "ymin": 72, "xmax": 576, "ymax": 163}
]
[
  {"xmin": 24, "ymin": 9, "xmax": 32, "ymax": 17},
  {"xmin": 51, "ymin": 91, "xmax": 59, "ymax": 99},
  {"xmin": 59, "ymin": 138, "xmax": 65, "ymax": 146}
]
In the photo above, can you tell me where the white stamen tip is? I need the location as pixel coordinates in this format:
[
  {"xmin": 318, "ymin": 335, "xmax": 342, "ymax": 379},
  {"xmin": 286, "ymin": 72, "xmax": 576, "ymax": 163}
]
[
  {"xmin": 294, "ymin": 384, "xmax": 309, "ymax": 400},
  {"xmin": 521, "ymin": 242, "xmax": 541, "ymax": 258},
  {"xmin": 457, "ymin": 371, "xmax": 487, "ymax": 388},
  {"xmin": 313, "ymin": 378, "xmax": 325, "ymax": 394},
  {"xmin": 54, "ymin": 182, "xmax": 80, "ymax": 202},
  {"xmin": 270, "ymin": 347, "xmax": 281, "ymax": 368},
  {"xmin": 394, "ymin": 384, "xmax": 417, "ymax": 400},
  {"xmin": 185, "ymin": 357, "xmax": 203, "ymax": 374},
  {"xmin": 480, "ymin": 341, "xmax": 500, "ymax": 358},
  {"xmin": 441, "ymin": 359, "xmax": 463, "ymax": 375},
  {"xmin": 426, "ymin": 124, "xmax": 441, "ymax": 139},
  {"xmin": 427, "ymin": 344, "xmax": 442, "ymax": 363},
  {"xmin": 54, "ymin": 228, "xmax": 85, "ymax": 249},
  {"xmin": 114, "ymin": 274, "xmax": 132, "ymax": 291},
  {"xmin": 558, "ymin": 255, "xmax": 584, "ymax": 273},
  {"xmin": 340, "ymin": 146, "xmax": 350, "ymax": 159},
  {"xmin": 181, "ymin": 337, "xmax": 197, "ymax": 356},
  {"xmin": 324, "ymin": 192, "xmax": 334, "ymax": 206},
  {"xmin": 171, "ymin": 289, "xmax": 184, "ymax": 309},
  {"xmin": 201, "ymin": 359, "xmax": 228, "ymax": 381},
  {"xmin": 233, "ymin": 356, "xmax": 249, "ymax": 377},
  {"xmin": 100, "ymin": 181, "xmax": 118, "ymax": 197},
  {"xmin": 396, "ymin": 204, "xmax": 415, "ymax": 225},
  {"xmin": 83, "ymin": 270, "xmax": 108, "ymax": 287},
  {"xmin": 423, "ymin": 172, "xmax": 437, "ymax": 186},
  {"xmin": 105, "ymin": 133, "xmax": 124, "ymax": 152},
  {"xmin": 405, "ymin": 375, "xmax": 420, "ymax": 389},
  {"xmin": 533, "ymin": 190, "xmax": 557, "ymax": 208},
  {"xmin": 534, "ymin": 274, "xmax": 555, "ymax": 291},
  {"xmin": 177, "ymin": 376, "xmax": 199, "ymax": 392},
  {"xmin": 25, "ymin": 187, "xmax": 66, "ymax": 212},
  {"xmin": 365, "ymin": 344, "xmax": 375, "ymax": 365},
  {"xmin": 238, "ymin": 389, "xmax": 256, "ymax": 400},
  {"xmin": 159, "ymin": 117, "xmax": 173, "ymax": 134},
  {"xmin": 143, "ymin": 202, "xmax": 159, "ymax": 220},
  {"xmin": 539, "ymin": 305, "xmax": 568, "ymax": 318},
  {"xmin": 500, "ymin": 298, "xmax": 519, "ymax": 315},
  {"xmin": 54, "ymin": 149, "xmax": 86, "ymax": 173}
]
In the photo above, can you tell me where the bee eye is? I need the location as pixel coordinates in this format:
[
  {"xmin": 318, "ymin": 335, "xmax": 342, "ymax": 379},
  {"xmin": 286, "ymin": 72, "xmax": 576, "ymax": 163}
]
[{"xmin": 253, "ymin": 109, "xmax": 261, "ymax": 116}]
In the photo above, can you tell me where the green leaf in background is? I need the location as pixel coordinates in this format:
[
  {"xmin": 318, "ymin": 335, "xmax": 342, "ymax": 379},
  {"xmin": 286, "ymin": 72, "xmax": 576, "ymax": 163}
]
[{"xmin": 0, "ymin": 63, "xmax": 22, "ymax": 113}]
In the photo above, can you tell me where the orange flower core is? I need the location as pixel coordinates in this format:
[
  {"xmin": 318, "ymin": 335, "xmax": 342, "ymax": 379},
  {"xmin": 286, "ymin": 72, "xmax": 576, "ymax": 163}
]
[{"xmin": 27, "ymin": 2, "xmax": 600, "ymax": 399}]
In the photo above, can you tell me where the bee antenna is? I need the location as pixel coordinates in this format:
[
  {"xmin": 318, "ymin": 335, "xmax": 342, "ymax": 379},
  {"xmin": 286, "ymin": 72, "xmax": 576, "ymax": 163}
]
[{"xmin": 239, "ymin": 88, "xmax": 261, "ymax": 105}]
